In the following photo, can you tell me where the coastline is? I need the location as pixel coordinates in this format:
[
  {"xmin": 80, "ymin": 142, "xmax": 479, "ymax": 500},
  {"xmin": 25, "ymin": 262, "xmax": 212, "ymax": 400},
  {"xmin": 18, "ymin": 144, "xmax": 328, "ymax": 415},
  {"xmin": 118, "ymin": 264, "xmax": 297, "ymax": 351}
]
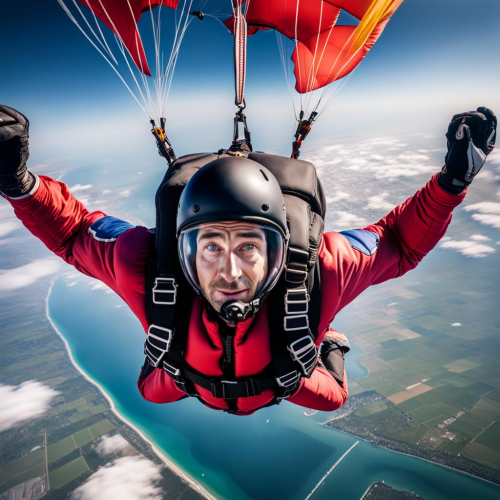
[
  {"xmin": 323, "ymin": 422, "xmax": 500, "ymax": 488},
  {"xmin": 45, "ymin": 279, "xmax": 217, "ymax": 500}
]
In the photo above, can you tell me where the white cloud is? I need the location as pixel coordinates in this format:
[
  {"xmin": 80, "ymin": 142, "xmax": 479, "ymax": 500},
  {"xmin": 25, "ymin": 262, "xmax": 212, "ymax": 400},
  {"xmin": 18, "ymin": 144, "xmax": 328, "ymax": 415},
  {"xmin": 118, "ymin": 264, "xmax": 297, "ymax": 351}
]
[
  {"xmin": 365, "ymin": 192, "xmax": 395, "ymax": 211},
  {"xmin": 487, "ymin": 149, "xmax": 500, "ymax": 167},
  {"xmin": 462, "ymin": 202, "xmax": 500, "ymax": 229},
  {"xmin": 0, "ymin": 221, "xmax": 22, "ymax": 238},
  {"xmin": 78, "ymin": 197, "xmax": 91, "ymax": 207},
  {"xmin": 94, "ymin": 435, "xmax": 133, "ymax": 457},
  {"xmin": 331, "ymin": 211, "xmax": 368, "ymax": 231},
  {"xmin": 471, "ymin": 214, "xmax": 500, "ymax": 229},
  {"xmin": 72, "ymin": 456, "xmax": 163, "ymax": 500},
  {"xmin": 0, "ymin": 381, "xmax": 59, "ymax": 432},
  {"xmin": 315, "ymin": 138, "xmax": 435, "ymax": 180},
  {"xmin": 440, "ymin": 239, "xmax": 496, "ymax": 258},
  {"xmin": 451, "ymin": 323, "xmax": 462, "ymax": 327},
  {"xmin": 120, "ymin": 189, "xmax": 132, "ymax": 198},
  {"xmin": 0, "ymin": 259, "xmax": 60, "ymax": 291},
  {"xmin": 464, "ymin": 202, "xmax": 500, "ymax": 214},
  {"xmin": 470, "ymin": 234, "xmax": 491, "ymax": 242},
  {"xmin": 326, "ymin": 191, "xmax": 350, "ymax": 204},
  {"xmin": 69, "ymin": 184, "xmax": 93, "ymax": 193},
  {"xmin": 91, "ymin": 282, "xmax": 108, "ymax": 291}
]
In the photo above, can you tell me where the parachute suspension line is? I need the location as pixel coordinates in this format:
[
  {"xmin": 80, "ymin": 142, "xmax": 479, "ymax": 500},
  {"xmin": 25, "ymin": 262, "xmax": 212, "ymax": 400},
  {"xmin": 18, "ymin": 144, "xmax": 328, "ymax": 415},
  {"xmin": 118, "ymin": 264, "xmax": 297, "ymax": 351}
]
[
  {"xmin": 275, "ymin": 32, "xmax": 298, "ymax": 121},
  {"xmin": 289, "ymin": 0, "xmax": 321, "ymax": 159},
  {"xmin": 149, "ymin": 0, "xmax": 197, "ymax": 165},
  {"xmin": 313, "ymin": 2, "xmax": 399, "ymax": 116},
  {"xmin": 90, "ymin": 0, "xmax": 156, "ymax": 118},
  {"xmin": 113, "ymin": 34, "xmax": 156, "ymax": 118},
  {"xmin": 313, "ymin": 26, "xmax": 366, "ymax": 116},
  {"xmin": 162, "ymin": 1, "xmax": 195, "ymax": 108},
  {"xmin": 77, "ymin": 0, "xmax": 118, "ymax": 64},
  {"xmin": 303, "ymin": 0, "xmax": 324, "ymax": 115},
  {"xmin": 315, "ymin": 71, "xmax": 355, "ymax": 120},
  {"xmin": 294, "ymin": 0, "xmax": 303, "ymax": 115},
  {"xmin": 291, "ymin": 0, "xmax": 329, "ymax": 158},
  {"xmin": 56, "ymin": 0, "xmax": 150, "ymax": 118}
]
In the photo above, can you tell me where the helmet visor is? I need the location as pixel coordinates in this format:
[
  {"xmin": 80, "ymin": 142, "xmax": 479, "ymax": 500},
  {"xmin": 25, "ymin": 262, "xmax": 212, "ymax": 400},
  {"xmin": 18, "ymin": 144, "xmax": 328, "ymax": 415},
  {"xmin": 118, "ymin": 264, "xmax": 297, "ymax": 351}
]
[{"xmin": 178, "ymin": 222, "xmax": 286, "ymax": 311}]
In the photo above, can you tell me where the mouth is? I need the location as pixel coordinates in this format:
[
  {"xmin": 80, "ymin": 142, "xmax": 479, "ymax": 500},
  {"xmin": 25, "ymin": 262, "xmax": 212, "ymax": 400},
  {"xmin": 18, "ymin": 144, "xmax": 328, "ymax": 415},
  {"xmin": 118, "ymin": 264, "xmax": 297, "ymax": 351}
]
[{"xmin": 217, "ymin": 289, "xmax": 248, "ymax": 298}]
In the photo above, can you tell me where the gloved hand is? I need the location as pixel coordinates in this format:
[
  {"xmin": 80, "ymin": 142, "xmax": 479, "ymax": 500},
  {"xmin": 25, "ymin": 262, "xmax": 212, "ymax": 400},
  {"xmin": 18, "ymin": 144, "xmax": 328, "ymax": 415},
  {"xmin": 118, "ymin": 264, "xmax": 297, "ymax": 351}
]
[
  {"xmin": 319, "ymin": 329, "xmax": 350, "ymax": 386},
  {"xmin": 0, "ymin": 105, "xmax": 35, "ymax": 197},
  {"xmin": 438, "ymin": 107, "xmax": 497, "ymax": 194}
]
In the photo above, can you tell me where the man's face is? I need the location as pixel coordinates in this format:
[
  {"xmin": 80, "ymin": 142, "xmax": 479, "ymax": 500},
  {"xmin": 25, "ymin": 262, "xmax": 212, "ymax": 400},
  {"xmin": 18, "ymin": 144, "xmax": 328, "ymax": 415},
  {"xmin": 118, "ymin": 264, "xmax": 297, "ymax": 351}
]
[{"xmin": 195, "ymin": 221, "xmax": 269, "ymax": 312}]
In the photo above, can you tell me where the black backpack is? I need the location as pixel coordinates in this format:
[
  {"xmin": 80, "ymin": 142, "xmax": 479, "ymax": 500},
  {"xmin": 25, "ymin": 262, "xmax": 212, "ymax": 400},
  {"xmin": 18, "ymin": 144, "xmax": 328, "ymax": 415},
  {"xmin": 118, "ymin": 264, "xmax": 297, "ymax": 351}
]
[{"xmin": 142, "ymin": 152, "xmax": 326, "ymax": 413}]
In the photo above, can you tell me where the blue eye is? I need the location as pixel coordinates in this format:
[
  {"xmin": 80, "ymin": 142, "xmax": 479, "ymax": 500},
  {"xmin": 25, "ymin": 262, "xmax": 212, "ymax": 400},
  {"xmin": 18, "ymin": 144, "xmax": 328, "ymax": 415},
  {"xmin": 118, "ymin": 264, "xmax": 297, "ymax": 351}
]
[
  {"xmin": 206, "ymin": 244, "xmax": 218, "ymax": 251},
  {"xmin": 244, "ymin": 244, "xmax": 256, "ymax": 251}
]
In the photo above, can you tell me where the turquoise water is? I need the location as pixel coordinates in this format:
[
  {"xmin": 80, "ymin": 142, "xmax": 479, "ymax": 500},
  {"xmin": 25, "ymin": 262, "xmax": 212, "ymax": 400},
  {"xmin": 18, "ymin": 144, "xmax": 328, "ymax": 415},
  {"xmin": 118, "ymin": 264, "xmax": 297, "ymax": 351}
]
[{"xmin": 48, "ymin": 278, "xmax": 499, "ymax": 500}]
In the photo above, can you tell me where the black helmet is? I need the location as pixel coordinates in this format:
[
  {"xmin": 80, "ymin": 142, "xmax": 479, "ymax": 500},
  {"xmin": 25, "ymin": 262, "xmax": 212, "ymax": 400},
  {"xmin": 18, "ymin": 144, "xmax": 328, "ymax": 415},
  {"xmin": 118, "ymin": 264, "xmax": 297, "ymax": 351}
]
[
  {"xmin": 177, "ymin": 156, "xmax": 289, "ymax": 323},
  {"xmin": 176, "ymin": 156, "xmax": 288, "ymax": 237}
]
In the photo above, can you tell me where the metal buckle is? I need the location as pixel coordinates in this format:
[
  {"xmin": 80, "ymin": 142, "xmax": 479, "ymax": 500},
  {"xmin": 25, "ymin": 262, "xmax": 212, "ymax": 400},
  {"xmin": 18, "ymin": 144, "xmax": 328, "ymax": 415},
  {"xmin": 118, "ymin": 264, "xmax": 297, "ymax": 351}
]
[
  {"xmin": 276, "ymin": 371, "xmax": 300, "ymax": 389},
  {"xmin": 211, "ymin": 380, "xmax": 237, "ymax": 399},
  {"xmin": 283, "ymin": 314, "xmax": 309, "ymax": 331},
  {"xmin": 285, "ymin": 288, "xmax": 310, "ymax": 315},
  {"xmin": 153, "ymin": 277, "xmax": 177, "ymax": 305},
  {"xmin": 145, "ymin": 324, "xmax": 173, "ymax": 367},
  {"xmin": 285, "ymin": 267, "xmax": 308, "ymax": 284},
  {"xmin": 210, "ymin": 379, "xmax": 258, "ymax": 399},
  {"xmin": 288, "ymin": 336, "xmax": 318, "ymax": 376},
  {"xmin": 163, "ymin": 361, "xmax": 181, "ymax": 379}
]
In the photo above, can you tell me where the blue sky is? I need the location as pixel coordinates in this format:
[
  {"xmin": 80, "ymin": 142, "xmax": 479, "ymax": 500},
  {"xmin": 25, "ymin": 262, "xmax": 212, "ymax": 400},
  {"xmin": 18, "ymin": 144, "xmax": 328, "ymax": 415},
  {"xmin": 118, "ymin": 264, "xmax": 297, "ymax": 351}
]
[{"xmin": 1, "ymin": 0, "xmax": 499, "ymax": 158}]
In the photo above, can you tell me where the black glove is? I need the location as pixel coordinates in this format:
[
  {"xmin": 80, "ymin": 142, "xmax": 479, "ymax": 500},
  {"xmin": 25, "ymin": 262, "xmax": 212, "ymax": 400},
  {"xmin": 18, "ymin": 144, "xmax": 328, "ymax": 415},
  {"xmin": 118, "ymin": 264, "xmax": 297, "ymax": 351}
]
[
  {"xmin": 0, "ymin": 105, "xmax": 35, "ymax": 197},
  {"xmin": 320, "ymin": 335, "xmax": 350, "ymax": 386},
  {"xmin": 438, "ymin": 107, "xmax": 497, "ymax": 194}
]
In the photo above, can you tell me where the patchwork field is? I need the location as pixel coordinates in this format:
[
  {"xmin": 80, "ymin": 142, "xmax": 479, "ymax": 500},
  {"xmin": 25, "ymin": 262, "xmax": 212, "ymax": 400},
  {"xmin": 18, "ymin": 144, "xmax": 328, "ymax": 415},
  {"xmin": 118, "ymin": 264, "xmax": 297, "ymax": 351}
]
[{"xmin": 333, "ymin": 237, "xmax": 500, "ymax": 477}]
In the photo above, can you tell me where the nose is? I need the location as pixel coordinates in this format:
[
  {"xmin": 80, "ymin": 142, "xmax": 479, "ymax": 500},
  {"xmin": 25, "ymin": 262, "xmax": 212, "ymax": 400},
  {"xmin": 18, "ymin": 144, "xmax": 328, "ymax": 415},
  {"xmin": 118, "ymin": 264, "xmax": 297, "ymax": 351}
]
[{"xmin": 219, "ymin": 251, "xmax": 242, "ymax": 282}]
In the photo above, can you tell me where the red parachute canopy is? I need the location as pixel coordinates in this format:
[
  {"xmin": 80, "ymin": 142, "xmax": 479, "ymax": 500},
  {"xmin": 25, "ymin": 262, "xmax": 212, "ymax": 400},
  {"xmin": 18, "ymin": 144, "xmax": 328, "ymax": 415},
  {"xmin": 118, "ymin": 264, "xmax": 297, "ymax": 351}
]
[
  {"xmin": 77, "ymin": 0, "xmax": 179, "ymax": 76},
  {"xmin": 225, "ymin": 0, "xmax": 403, "ymax": 93}
]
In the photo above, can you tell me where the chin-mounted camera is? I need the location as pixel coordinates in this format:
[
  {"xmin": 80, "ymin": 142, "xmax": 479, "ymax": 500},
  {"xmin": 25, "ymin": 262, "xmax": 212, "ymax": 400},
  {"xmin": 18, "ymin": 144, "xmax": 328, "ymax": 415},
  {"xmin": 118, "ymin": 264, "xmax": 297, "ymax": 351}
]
[{"xmin": 220, "ymin": 300, "xmax": 253, "ymax": 323}]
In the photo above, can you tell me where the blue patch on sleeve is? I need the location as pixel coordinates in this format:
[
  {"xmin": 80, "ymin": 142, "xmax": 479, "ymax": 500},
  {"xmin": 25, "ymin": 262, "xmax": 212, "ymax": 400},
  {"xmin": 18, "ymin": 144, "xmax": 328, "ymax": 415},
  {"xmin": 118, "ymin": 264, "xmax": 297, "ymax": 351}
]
[
  {"xmin": 89, "ymin": 216, "xmax": 134, "ymax": 243},
  {"xmin": 340, "ymin": 229, "xmax": 379, "ymax": 256}
]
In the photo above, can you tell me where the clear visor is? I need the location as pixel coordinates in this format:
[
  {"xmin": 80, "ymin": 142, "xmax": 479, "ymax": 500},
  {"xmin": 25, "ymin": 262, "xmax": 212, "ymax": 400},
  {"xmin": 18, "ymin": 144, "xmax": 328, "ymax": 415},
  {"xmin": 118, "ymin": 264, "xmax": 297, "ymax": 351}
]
[{"xmin": 178, "ymin": 222, "xmax": 286, "ymax": 311}]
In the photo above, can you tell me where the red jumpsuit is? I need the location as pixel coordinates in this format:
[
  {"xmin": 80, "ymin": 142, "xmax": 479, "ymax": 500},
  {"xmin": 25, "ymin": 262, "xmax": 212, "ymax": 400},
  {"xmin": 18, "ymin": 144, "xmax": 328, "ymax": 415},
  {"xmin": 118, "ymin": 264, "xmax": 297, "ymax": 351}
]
[{"xmin": 4, "ymin": 173, "xmax": 466, "ymax": 414}]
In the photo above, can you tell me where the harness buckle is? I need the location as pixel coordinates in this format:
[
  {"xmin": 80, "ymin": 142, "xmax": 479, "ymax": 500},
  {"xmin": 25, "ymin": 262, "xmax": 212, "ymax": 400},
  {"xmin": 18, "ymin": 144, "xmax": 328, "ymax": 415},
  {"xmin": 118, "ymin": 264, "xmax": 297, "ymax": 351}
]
[
  {"xmin": 145, "ymin": 325, "xmax": 173, "ymax": 367},
  {"xmin": 285, "ymin": 247, "xmax": 309, "ymax": 284},
  {"xmin": 153, "ymin": 277, "xmax": 177, "ymax": 305},
  {"xmin": 276, "ymin": 371, "xmax": 300, "ymax": 389},
  {"xmin": 283, "ymin": 314, "xmax": 309, "ymax": 331},
  {"xmin": 285, "ymin": 288, "xmax": 310, "ymax": 315},
  {"xmin": 288, "ymin": 336, "xmax": 318, "ymax": 377},
  {"xmin": 163, "ymin": 361, "xmax": 181, "ymax": 380}
]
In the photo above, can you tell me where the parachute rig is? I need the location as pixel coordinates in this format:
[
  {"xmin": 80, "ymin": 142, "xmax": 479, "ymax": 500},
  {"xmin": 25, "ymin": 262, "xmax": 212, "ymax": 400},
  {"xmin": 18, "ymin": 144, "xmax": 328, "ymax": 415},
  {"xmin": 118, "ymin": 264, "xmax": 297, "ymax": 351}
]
[{"xmin": 58, "ymin": 0, "xmax": 404, "ymax": 163}]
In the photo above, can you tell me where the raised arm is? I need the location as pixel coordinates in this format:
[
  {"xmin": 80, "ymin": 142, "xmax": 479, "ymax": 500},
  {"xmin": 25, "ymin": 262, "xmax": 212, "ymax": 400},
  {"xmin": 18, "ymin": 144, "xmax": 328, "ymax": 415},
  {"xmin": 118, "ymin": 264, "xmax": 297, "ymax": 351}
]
[
  {"xmin": 0, "ymin": 105, "xmax": 153, "ymax": 325},
  {"xmin": 318, "ymin": 107, "xmax": 497, "ymax": 327}
]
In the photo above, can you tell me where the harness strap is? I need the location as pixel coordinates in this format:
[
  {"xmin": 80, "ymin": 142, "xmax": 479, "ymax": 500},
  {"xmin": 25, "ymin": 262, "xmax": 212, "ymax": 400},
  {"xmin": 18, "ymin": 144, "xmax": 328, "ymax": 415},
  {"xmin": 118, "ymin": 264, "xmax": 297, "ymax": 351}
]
[{"xmin": 181, "ymin": 365, "xmax": 278, "ymax": 399}]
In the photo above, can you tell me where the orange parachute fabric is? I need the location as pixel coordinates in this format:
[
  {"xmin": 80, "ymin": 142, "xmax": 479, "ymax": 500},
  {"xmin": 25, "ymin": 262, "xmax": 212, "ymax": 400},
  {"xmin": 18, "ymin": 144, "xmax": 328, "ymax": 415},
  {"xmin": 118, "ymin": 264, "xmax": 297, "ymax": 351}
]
[
  {"xmin": 225, "ymin": 0, "xmax": 403, "ymax": 93},
  {"xmin": 77, "ymin": 0, "xmax": 179, "ymax": 76}
]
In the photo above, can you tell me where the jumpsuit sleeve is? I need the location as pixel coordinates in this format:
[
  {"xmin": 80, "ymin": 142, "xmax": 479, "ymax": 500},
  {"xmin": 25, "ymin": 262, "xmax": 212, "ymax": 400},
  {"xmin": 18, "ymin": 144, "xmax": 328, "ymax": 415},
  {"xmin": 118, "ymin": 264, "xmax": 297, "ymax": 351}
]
[
  {"xmin": 320, "ymin": 173, "xmax": 467, "ymax": 324},
  {"xmin": 3, "ymin": 175, "xmax": 127, "ymax": 295},
  {"xmin": 287, "ymin": 365, "xmax": 349, "ymax": 411}
]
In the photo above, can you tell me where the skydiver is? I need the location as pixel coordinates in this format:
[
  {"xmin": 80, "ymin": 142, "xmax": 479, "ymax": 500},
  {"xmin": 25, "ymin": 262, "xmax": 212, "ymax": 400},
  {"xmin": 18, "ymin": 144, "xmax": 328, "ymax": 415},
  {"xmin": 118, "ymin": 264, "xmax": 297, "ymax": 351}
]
[{"xmin": 0, "ymin": 104, "xmax": 496, "ymax": 415}]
